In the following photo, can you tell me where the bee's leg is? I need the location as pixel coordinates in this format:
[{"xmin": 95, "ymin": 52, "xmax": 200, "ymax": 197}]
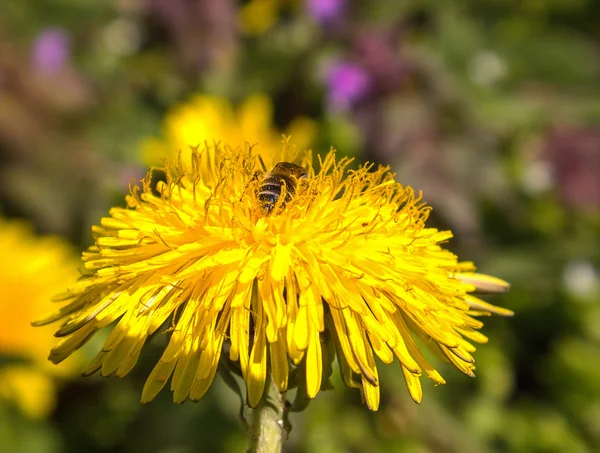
[
  {"xmin": 240, "ymin": 170, "xmax": 263, "ymax": 203},
  {"xmin": 257, "ymin": 154, "xmax": 267, "ymax": 172}
]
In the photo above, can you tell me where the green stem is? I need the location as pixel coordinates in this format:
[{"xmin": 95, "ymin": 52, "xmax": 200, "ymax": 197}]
[{"xmin": 247, "ymin": 375, "xmax": 285, "ymax": 453}]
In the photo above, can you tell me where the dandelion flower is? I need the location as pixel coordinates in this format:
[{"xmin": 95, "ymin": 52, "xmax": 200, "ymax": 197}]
[
  {"xmin": 36, "ymin": 142, "xmax": 511, "ymax": 411},
  {"xmin": 139, "ymin": 94, "xmax": 316, "ymax": 168},
  {"xmin": 240, "ymin": 0, "xmax": 280, "ymax": 36},
  {"xmin": 0, "ymin": 219, "xmax": 80, "ymax": 418}
]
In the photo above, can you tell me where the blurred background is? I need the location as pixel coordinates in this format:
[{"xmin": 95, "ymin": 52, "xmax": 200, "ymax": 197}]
[{"xmin": 1, "ymin": 0, "xmax": 600, "ymax": 452}]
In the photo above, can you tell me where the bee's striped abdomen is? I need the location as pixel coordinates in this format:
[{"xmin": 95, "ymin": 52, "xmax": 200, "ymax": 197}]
[{"xmin": 257, "ymin": 162, "xmax": 307, "ymax": 215}]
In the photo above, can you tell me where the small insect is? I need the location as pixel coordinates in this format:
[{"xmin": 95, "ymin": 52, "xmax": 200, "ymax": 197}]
[{"xmin": 256, "ymin": 161, "xmax": 307, "ymax": 215}]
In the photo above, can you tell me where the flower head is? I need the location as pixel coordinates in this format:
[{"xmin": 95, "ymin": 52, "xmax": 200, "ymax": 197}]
[
  {"xmin": 306, "ymin": 0, "xmax": 346, "ymax": 24},
  {"xmin": 541, "ymin": 126, "xmax": 600, "ymax": 210},
  {"xmin": 37, "ymin": 142, "xmax": 511, "ymax": 410},
  {"xmin": 0, "ymin": 219, "xmax": 80, "ymax": 418},
  {"xmin": 31, "ymin": 28, "xmax": 70, "ymax": 75},
  {"xmin": 326, "ymin": 61, "xmax": 371, "ymax": 112},
  {"xmin": 240, "ymin": 0, "xmax": 280, "ymax": 36},
  {"xmin": 140, "ymin": 94, "xmax": 316, "ymax": 168}
]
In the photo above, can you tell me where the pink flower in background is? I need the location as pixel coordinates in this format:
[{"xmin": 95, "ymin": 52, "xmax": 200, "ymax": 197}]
[
  {"xmin": 306, "ymin": 0, "xmax": 346, "ymax": 23},
  {"xmin": 326, "ymin": 61, "xmax": 371, "ymax": 112},
  {"xmin": 354, "ymin": 30, "xmax": 413, "ymax": 95},
  {"xmin": 31, "ymin": 28, "xmax": 70, "ymax": 74},
  {"xmin": 542, "ymin": 126, "xmax": 600, "ymax": 209}
]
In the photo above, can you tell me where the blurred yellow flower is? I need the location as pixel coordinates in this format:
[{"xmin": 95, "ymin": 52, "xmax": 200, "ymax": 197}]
[
  {"xmin": 140, "ymin": 93, "xmax": 316, "ymax": 168},
  {"xmin": 0, "ymin": 219, "xmax": 80, "ymax": 418},
  {"xmin": 238, "ymin": 0, "xmax": 300, "ymax": 36},
  {"xmin": 240, "ymin": 0, "xmax": 280, "ymax": 36},
  {"xmin": 0, "ymin": 366, "xmax": 56, "ymax": 419},
  {"xmin": 37, "ymin": 142, "xmax": 511, "ymax": 411}
]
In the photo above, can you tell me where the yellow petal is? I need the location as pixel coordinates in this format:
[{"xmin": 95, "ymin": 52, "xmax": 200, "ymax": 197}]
[
  {"xmin": 456, "ymin": 272, "xmax": 510, "ymax": 294},
  {"xmin": 305, "ymin": 327, "xmax": 322, "ymax": 399}
]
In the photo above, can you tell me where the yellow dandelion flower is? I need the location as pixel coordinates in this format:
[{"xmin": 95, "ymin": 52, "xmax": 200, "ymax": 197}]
[
  {"xmin": 140, "ymin": 94, "xmax": 316, "ymax": 168},
  {"xmin": 239, "ymin": 0, "xmax": 280, "ymax": 36},
  {"xmin": 238, "ymin": 0, "xmax": 300, "ymax": 36},
  {"xmin": 0, "ymin": 219, "xmax": 80, "ymax": 418},
  {"xmin": 36, "ymin": 142, "xmax": 511, "ymax": 411}
]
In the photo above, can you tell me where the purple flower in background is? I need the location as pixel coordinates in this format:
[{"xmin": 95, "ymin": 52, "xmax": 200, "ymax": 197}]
[
  {"xmin": 542, "ymin": 126, "xmax": 600, "ymax": 209},
  {"xmin": 32, "ymin": 28, "xmax": 70, "ymax": 75},
  {"xmin": 306, "ymin": 0, "xmax": 346, "ymax": 23},
  {"xmin": 326, "ymin": 61, "xmax": 371, "ymax": 112}
]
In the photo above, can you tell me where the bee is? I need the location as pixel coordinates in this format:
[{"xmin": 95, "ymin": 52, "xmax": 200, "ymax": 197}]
[{"xmin": 256, "ymin": 161, "xmax": 307, "ymax": 215}]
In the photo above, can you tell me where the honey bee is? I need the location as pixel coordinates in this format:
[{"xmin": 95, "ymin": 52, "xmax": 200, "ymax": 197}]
[{"xmin": 256, "ymin": 162, "xmax": 307, "ymax": 215}]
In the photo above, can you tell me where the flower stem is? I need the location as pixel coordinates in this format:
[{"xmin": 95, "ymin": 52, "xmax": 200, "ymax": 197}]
[{"xmin": 247, "ymin": 375, "xmax": 285, "ymax": 453}]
